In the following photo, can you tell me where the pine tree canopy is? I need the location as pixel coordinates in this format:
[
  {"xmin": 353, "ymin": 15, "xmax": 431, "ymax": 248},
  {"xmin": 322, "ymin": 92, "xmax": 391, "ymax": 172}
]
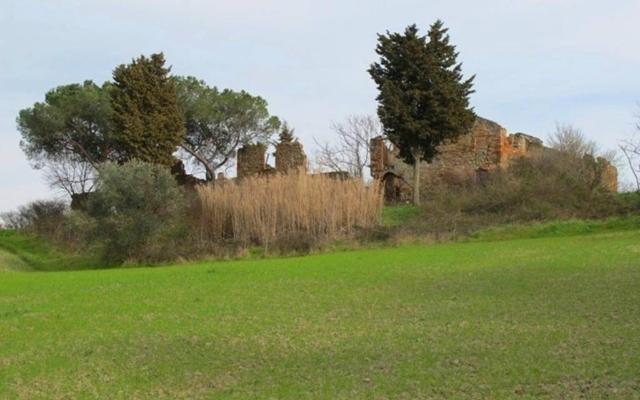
[
  {"xmin": 174, "ymin": 76, "xmax": 280, "ymax": 181},
  {"xmin": 17, "ymin": 80, "xmax": 114, "ymax": 168},
  {"xmin": 368, "ymin": 20, "xmax": 476, "ymax": 165},
  {"xmin": 111, "ymin": 53, "xmax": 185, "ymax": 167}
]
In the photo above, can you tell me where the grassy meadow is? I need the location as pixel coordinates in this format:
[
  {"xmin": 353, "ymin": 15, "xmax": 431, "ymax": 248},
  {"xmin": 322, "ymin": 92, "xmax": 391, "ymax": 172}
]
[{"xmin": 1, "ymin": 223, "xmax": 639, "ymax": 398}]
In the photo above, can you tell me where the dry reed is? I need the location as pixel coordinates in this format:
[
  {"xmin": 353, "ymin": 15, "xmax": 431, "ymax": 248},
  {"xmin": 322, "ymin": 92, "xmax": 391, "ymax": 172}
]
[{"xmin": 196, "ymin": 172, "xmax": 382, "ymax": 248}]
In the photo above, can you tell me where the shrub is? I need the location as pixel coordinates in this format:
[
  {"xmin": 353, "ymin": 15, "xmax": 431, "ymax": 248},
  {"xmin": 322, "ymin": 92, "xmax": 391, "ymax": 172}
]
[
  {"xmin": 87, "ymin": 161, "xmax": 188, "ymax": 263},
  {"xmin": 0, "ymin": 200, "xmax": 67, "ymax": 237},
  {"xmin": 196, "ymin": 172, "xmax": 382, "ymax": 252},
  {"xmin": 618, "ymin": 192, "xmax": 640, "ymax": 214},
  {"xmin": 403, "ymin": 151, "xmax": 625, "ymax": 238}
]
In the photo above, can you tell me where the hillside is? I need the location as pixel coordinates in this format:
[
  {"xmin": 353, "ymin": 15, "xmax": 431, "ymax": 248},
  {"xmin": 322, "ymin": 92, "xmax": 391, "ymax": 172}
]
[
  {"xmin": 0, "ymin": 230, "xmax": 104, "ymax": 272},
  {"xmin": 0, "ymin": 247, "xmax": 29, "ymax": 272},
  {"xmin": 1, "ymin": 227, "xmax": 639, "ymax": 398}
]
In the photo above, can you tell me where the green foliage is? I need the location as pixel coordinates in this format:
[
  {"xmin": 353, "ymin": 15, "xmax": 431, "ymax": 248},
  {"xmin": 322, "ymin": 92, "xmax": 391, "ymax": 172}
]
[
  {"xmin": 369, "ymin": 20, "xmax": 475, "ymax": 204},
  {"xmin": 17, "ymin": 80, "xmax": 114, "ymax": 167},
  {"xmin": 1, "ymin": 229, "xmax": 639, "ymax": 397},
  {"xmin": 618, "ymin": 191, "xmax": 640, "ymax": 212},
  {"xmin": 175, "ymin": 76, "xmax": 280, "ymax": 180},
  {"xmin": 87, "ymin": 161, "xmax": 188, "ymax": 263},
  {"xmin": 111, "ymin": 53, "xmax": 184, "ymax": 167},
  {"xmin": 278, "ymin": 122, "xmax": 295, "ymax": 143},
  {"xmin": 369, "ymin": 20, "xmax": 475, "ymax": 165}
]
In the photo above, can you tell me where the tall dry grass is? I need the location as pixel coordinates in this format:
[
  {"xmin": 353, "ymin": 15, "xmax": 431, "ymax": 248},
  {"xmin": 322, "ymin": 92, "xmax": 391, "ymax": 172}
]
[{"xmin": 196, "ymin": 172, "xmax": 382, "ymax": 249}]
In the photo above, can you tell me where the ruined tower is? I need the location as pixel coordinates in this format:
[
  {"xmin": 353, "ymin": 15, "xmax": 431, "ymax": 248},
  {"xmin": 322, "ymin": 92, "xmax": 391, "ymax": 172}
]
[
  {"xmin": 274, "ymin": 125, "xmax": 307, "ymax": 174},
  {"xmin": 237, "ymin": 143, "xmax": 267, "ymax": 178}
]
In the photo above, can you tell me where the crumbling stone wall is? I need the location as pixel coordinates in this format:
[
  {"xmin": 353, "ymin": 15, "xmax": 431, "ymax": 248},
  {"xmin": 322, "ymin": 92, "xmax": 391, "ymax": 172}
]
[
  {"xmin": 237, "ymin": 143, "xmax": 267, "ymax": 178},
  {"xmin": 275, "ymin": 141, "xmax": 307, "ymax": 174},
  {"xmin": 370, "ymin": 116, "xmax": 618, "ymax": 202},
  {"xmin": 237, "ymin": 140, "xmax": 309, "ymax": 179},
  {"xmin": 370, "ymin": 137, "xmax": 394, "ymax": 179},
  {"xmin": 370, "ymin": 138, "xmax": 412, "ymax": 202},
  {"xmin": 601, "ymin": 162, "xmax": 618, "ymax": 192}
]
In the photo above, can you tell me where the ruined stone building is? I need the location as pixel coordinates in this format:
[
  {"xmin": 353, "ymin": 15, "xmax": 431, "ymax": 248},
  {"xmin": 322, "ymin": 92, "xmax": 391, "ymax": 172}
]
[
  {"xmin": 237, "ymin": 143, "xmax": 271, "ymax": 178},
  {"xmin": 237, "ymin": 138, "xmax": 307, "ymax": 179},
  {"xmin": 370, "ymin": 117, "xmax": 618, "ymax": 202},
  {"xmin": 274, "ymin": 139, "xmax": 307, "ymax": 175}
]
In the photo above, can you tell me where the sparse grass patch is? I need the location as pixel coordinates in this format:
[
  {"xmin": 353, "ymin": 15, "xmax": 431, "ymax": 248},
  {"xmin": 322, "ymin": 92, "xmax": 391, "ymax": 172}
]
[{"xmin": 381, "ymin": 204, "xmax": 422, "ymax": 226}]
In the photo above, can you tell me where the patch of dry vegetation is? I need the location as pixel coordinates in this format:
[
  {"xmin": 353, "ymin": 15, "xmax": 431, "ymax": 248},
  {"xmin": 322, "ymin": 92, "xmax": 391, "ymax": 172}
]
[{"xmin": 196, "ymin": 172, "xmax": 382, "ymax": 251}]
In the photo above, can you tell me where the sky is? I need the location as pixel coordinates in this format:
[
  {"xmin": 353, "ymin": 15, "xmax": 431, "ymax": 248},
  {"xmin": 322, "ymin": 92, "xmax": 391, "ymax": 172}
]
[{"xmin": 1, "ymin": 0, "xmax": 639, "ymax": 211}]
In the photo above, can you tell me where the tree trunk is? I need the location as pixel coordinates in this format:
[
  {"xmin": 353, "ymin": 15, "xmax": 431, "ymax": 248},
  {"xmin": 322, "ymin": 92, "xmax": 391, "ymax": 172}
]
[
  {"xmin": 412, "ymin": 151, "xmax": 421, "ymax": 206},
  {"xmin": 205, "ymin": 169, "xmax": 214, "ymax": 182},
  {"xmin": 180, "ymin": 144, "xmax": 215, "ymax": 182}
]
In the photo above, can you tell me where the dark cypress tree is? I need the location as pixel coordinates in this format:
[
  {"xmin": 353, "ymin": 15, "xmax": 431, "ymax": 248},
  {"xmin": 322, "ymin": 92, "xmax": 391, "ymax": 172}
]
[
  {"xmin": 369, "ymin": 21, "xmax": 475, "ymax": 205},
  {"xmin": 111, "ymin": 53, "xmax": 185, "ymax": 167}
]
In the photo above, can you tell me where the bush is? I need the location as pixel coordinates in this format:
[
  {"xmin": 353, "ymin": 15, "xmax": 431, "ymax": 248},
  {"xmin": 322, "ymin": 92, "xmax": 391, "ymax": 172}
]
[
  {"xmin": 618, "ymin": 192, "xmax": 640, "ymax": 214},
  {"xmin": 401, "ymin": 151, "xmax": 626, "ymax": 238},
  {"xmin": 87, "ymin": 161, "xmax": 188, "ymax": 263},
  {"xmin": 1, "ymin": 200, "xmax": 67, "ymax": 236}
]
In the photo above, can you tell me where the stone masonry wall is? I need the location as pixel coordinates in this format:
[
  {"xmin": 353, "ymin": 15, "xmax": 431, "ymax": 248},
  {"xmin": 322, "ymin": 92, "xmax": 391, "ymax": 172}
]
[
  {"xmin": 237, "ymin": 143, "xmax": 267, "ymax": 178},
  {"xmin": 275, "ymin": 141, "xmax": 307, "ymax": 174},
  {"xmin": 370, "ymin": 116, "xmax": 618, "ymax": 202},
  {"xmin": 237, "ymin": 140, "xmax": 309, "ymax": 179}
]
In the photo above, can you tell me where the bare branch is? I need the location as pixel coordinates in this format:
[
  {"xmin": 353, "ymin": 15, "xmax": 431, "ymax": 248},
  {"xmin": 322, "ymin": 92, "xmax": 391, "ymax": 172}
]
[
  {"xmin": 548, "ymin": 123, "xmax": 597, "ymax": 157},
  {"xmin": 43, "ymin": 155, "xmax": 96, "ymax": 196},
  {"xmin": 313, "ymin": 115, "xmax": 381, "ymax": 180},
  {"xmin": 619, "ymin": 143, "xmax": 640, "ymax": 191}
]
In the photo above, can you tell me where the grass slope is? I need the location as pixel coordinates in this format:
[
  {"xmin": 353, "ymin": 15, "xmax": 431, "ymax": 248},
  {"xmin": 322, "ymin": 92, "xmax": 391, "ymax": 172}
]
[
  {"xmin": 470, "ymin": 216, "xmax": 640, "ymax": 242},
  {"xmin": 381, "ymin": 204, "xmax": 422, "ymax": 226},
  {"xmin": 1, "ymin": 230, "xmax": 639, "ymax": 398},
  {"xmin": 0, "ymin": 247, "xmax": 30, "ymax": 272},
  {"xmin": 0, "ymin": 230, "xmax": 103, "ymax": 272}
]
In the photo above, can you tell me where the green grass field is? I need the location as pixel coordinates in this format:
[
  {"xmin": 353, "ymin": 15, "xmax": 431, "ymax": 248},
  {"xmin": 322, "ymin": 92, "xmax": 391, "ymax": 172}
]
[{"xmin": 1, "ymin": 225, "xmax": 639, "ymax": 399}]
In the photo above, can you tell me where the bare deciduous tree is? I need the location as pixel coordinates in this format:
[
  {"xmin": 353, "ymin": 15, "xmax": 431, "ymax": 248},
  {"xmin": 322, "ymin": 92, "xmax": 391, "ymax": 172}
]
[
  {"xmin": 314, "ymin": 115, "xmax": 381, "ymax": 180},
  {"xmin": 549, "ymin": 123, "xmax": 619, "ymax": 164},
  {"xmin": 619, "ymin": 113, "xmax": 640, "ymax": 191},
  {"xmin": 43, "ymin": 155, "xmax": 96, "ymax": 197},
  {"xmin": 548, "ymin": 124, "xmax": 597, "ymax": 158}
]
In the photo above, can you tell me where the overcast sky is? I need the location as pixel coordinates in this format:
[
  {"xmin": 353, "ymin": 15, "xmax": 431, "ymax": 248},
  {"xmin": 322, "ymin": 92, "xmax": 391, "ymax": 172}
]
[{"xmin": 1, "ymin": 0, "xmax": 639, "ymax": 211}]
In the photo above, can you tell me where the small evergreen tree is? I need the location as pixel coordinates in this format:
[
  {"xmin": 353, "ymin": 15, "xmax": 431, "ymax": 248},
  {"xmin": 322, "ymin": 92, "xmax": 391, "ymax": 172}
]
[
  {"xmin": 369, "ymin": 21, "xmax": 475, "ymax": 205},
  {"xmin": 111, "ymin": 53, "xmax": 184, "ymax": 167},
  {"xmin": 279, "ymin": 122, "xmax": 295, "ymax": 143}
]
